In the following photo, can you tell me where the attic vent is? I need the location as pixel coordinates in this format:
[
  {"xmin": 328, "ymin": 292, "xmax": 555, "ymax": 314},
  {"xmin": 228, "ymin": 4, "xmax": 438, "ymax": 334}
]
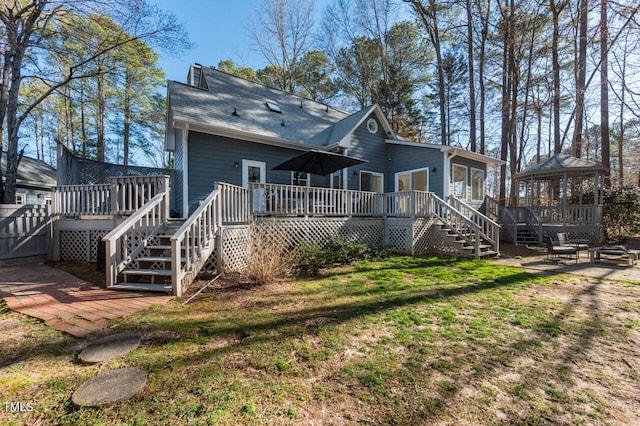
[{"xmin": 266, "ymin": 101, "xmax": 281, "ymax": 113}]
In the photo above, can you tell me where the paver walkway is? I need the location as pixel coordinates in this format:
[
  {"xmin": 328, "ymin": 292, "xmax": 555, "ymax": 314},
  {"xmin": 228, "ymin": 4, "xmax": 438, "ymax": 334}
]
[
  {"xmin": 0, "ymin": 264, "xmax": 172, "ymax": 337},
  {"xmin": 494, "ymin": 245, "xmax": 640, "ymax": 283}
]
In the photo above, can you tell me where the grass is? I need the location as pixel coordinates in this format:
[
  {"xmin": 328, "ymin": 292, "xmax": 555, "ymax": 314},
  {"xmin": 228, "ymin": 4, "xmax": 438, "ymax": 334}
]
[{"xmin": 1, "ymin": 256, "xmax": 639, "ymax": 424}]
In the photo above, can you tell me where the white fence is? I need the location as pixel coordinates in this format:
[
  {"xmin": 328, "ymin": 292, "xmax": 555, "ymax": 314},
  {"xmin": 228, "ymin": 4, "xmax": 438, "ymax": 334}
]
[{"xmin": 0, "ymin": 205, "xmax": 51, "ymax": 264}]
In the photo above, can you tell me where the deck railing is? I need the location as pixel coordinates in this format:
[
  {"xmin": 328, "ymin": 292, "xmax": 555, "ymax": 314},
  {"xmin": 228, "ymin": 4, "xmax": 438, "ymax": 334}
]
[
  {"xmin": 52, "ymin": 183, "xmax": 111, "ymax": 217},
  {"xmin": 449, "ymin": 196, "xmax": 500, "ymax": 254},
  {"xmin": 249, "ymin": 183, "xmax": 381, "ymax": 217},
  {"xmin": 52, "ymin": 175, "xmax": 170, "ymax": 217},
  {"xmin": 103, "ymin": 191, "xmax": 170, "ymax": 288},
  {"xmin": 531, "ymin": 205, "xmax": 601, "ymax": 224},
  {"xmin": 217, "ymin": 182, "xmax": 252, "ymax": 223},
  {"xmin": 381, "ymin": 191, "xmax": 432, "ymax": 217}
]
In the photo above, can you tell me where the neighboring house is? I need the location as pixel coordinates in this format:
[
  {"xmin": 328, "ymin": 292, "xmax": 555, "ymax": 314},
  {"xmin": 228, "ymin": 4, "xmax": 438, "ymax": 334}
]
[
  {"xmin": 165, "ymin": 65, "xmax": 502, "ymax": 216},
  {"xmin": 1, "ymin": 153, "xmax": 56, "ymax": 205}
]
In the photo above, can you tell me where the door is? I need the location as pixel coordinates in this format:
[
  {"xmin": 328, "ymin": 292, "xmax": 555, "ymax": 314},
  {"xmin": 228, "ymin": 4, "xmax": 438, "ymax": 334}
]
[{"xmin": 242, "ymin": 159, "xmax": 266, "ymax": 212}]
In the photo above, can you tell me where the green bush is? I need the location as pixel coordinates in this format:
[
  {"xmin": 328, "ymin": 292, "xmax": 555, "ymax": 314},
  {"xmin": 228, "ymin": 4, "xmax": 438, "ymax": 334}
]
[
  {"xmin": 296, "ymin": 236, "xmax": 391, "ymax": 275},
  {"xmin": 569, "ymin": 185, "xmax": 640, "ymax": 241}
]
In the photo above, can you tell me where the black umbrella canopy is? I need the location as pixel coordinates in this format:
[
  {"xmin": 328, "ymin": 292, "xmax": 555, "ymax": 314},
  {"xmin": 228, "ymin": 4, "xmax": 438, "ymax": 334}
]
[{"xmin": 272, "ymin": 149, "xmax": 367, "ymax": 176}]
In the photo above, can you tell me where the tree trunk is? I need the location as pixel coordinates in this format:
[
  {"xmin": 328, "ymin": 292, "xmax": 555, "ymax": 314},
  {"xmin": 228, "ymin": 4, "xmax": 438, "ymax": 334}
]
[
  {"xmin": 97, "ymin": 74, "xmax": 105, "ymax": 162},
  {"xmin": 572, "ymin": 0, "xmax": 588, "ymax": 158},
  {"xmin": 124, "ymin": 68, "xmax": 131, "ymax": 166},
  {"xmin": 550, "ymin": 0, "xmax": 563, "ymax": 154},
  {"xmin": 466, "ymin": 0, "xmax": 477, "ymax": 152},
  {"xmin": 477, "ymin": 0, "xmax": 490, "ymax": 155},
  {"xmin": 601, "ymin": 0, "xmax": 610, "ymax": 187},
  {"xmin": 499, "ymin": 3, "xmax": 511, "ymax": 206}
]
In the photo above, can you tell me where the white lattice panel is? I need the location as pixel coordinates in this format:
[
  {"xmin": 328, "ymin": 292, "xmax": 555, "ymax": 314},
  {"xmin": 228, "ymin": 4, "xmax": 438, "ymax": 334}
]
[
  {"xmin": 90, "ymin": 230, "xmax": 109, "ymax": 262},
  {"xmin": 222, "ymin": 226, "xmax": 251, "ymax": 271},
  {"xmin": 413, "ymin": 218, "xmax": 437, "ymax": 255},
  {"xmin": 60, "ymin": 230, "xmax": 90, "ymax": 261},
  {"xmin": 431, "ymin": 227, "xmax": 464, "ymax": 257}
]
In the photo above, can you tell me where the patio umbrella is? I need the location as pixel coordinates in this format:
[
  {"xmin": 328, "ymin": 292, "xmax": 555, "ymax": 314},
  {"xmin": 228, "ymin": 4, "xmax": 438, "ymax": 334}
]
[{"xmin": 272, "ymin": 149, "xmax": 367, "ymax": 176}]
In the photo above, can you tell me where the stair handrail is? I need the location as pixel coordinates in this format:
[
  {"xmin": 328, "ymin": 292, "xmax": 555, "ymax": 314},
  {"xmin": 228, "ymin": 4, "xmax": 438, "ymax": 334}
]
[
  {"xmin": 525, "ymin": 207, "xmax": 543, "ymax": 243},
  {"xmin": 103, "ymin": 191, "xmax": 169, "ymax": 288},
  {"xmin": 485, "ymin": 195, "xmax": 500, "ymax": 222},
  {"xmin": 431, "ymin": 194, "xmax": 482, "ymax": 258},
  {"xmin": 171, "ymin": 186, "xmax": 221, "ymax": 297},
  {"xmin": 448, "ymin": 196, "xmax": 500, "ymax": 254}
]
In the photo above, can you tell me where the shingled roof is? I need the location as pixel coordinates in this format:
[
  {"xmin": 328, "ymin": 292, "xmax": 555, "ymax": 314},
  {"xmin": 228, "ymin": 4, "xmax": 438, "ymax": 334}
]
[
  {"xmin": 515, "ymin": 153, "xmax": 607, "ymax": 179},
  {"xmin": 0, "ymin": 153, "xmax": 56, "ymax": 189},
  {"xmin": 166, "ymin": 67, "xmax": 393, "ymax": 150}
]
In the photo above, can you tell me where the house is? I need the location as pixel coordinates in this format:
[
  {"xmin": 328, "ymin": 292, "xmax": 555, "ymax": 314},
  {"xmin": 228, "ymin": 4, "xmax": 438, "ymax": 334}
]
[
  {"xmin": 1, "ymin": 153, "xmax": 56, "ymax": 205},
  {"xmin": 165, "ymin": 65, "xmax": 502, "ymax": 216},
  {"xmin": 47, "ymin": 64, "xmax": 504, "ymax": 297}
]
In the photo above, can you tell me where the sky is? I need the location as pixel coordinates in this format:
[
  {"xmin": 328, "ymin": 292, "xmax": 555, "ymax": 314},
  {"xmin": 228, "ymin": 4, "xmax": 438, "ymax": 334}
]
[{"xmin": 153, "ymin": 0, "xmax": 330, "ymax": 84}]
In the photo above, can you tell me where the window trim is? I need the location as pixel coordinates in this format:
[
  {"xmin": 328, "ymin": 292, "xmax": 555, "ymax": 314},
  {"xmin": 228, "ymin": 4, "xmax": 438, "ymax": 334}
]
[
  {"xmin": 452, "ymin": 164, "xmax": 468, "ymax": 200},
  {"xmin": 15, "ymin": 193, "xmax": 26, "ymax": 205},
  {"xmin": 359, "ymin": 170, "xmax": 384, "ymax": 193},
  {"xmin": 242, "ymin": 159, "xmax": 266, "ymax": 188},
  {"xmin": 394, "ymin": 167, "xmax": 429, "ymax": 192},
  {"xmin": 470, "ymin": 167, "xmax": 485, "ymax": 201}
]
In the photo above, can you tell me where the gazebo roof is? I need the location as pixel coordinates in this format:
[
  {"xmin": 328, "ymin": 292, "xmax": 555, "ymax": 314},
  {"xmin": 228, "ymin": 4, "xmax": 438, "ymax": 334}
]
[{"xmin": 515, "ymin": 153, "xmax": 607, "ymax": 180}]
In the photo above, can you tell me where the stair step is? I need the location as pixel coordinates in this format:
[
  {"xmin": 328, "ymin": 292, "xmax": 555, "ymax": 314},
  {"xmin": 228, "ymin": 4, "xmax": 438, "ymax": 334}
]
[
  {"xmin": 478, "ymin": 250, "xmax": 499, "ymax": 257},
  {"xmin": 137, "ymin": 256, "xmax": 185, "ymax": 262},
  {"xmin": 147, "ymin": 244, "xmax": 186, "ymax": 251},
  {"xmin": 111, "ymin": 283, "xmax": 172, "ymax": 292},
  {"xmin": 122, "ymin": 268, "xmax": 171, "ymax": 276}
]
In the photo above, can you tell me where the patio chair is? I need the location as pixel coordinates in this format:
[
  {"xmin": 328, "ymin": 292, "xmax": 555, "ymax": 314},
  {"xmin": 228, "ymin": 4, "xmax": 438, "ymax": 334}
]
[
  {"xmin": 544, "ymin": 235, "xmax": 578, "ymax": 263},
  {"xmin": 556, "ymin": 232, "xmax": 589, "ymax": 258}
]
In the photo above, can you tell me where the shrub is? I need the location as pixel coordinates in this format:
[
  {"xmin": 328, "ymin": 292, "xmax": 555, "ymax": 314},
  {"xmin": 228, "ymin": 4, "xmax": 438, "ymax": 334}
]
[
  {"xmin": 241, "ymin": 223, "xmax": 292, "ymax": 285},
  {"xmin": 296, "ymin": 236, "xmax": 391, "ymax": 275}
]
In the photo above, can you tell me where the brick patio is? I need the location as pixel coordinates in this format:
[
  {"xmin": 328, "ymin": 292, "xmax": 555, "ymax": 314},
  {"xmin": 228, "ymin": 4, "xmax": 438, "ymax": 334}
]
[{"xmin": 0, "ymin": 264, "xmax": 172, "ymax": 337}]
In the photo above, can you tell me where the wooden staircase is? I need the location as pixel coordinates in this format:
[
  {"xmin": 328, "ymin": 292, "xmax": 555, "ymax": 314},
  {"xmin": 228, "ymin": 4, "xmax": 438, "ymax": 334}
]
[
  {"xmin": 435, "ymin": 223, "xmax": 498, "ymax": 258},
  {"xmin": 111, "ymin": 220, "xmax": 186, "ymax": 293}
]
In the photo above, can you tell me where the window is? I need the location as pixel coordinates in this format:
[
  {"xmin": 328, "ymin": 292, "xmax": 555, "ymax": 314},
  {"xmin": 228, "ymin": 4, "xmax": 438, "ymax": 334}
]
[
  {"xmin": 15, "ymin": 193, "xmax": 26, "ymax": 205},
  {"xmin": 360, "ymin": 171, "xmax": 383, "ymax": 193},
  {"xmin": 395, "ymin": 168, "xmax": 428, "ymax": 192},
  {"xmin": 471, "ymin": 168, "xmax": 485, "ymax": 201},
  {"xmin": 366, "ymin": 118, "xmax": 378, "ymax": 134},
  {"xmin": 452, "ymin": 164, "xmax": 467, "ymax": 199},
  {"xmin": 266, "ymin": 101, "xmax": 281, "ymax": 113},
  {"xmin": 44, "ymin": 196, "xmax": 52, "ymax": 206},
  {"xmin": 291, "ymin": 171, "xmax": 309, "ymax": 186}
]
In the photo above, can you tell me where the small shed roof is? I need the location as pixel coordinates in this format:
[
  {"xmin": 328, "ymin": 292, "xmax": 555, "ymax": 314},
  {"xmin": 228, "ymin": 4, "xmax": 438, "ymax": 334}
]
[
  {"xmin": 515, "ymin": 153, "xmax": 607, "ymax": 180},
  {"xmin": 1, "ymin": 153, "xmax": 56, "ymax": 189}
]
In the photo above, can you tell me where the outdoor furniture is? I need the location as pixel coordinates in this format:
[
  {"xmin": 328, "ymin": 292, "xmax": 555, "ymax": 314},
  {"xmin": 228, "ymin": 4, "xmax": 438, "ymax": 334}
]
[
  {"xmin": 556, "ymin": 232, "xmax": 590, "ymax": 258},
  {"xmin": 588, "ymin": 247, "xmax": 639, "ymax": 267},
  {"xmin": 544, "ymin": 235, "xmax": 578, "ymax": 263}
]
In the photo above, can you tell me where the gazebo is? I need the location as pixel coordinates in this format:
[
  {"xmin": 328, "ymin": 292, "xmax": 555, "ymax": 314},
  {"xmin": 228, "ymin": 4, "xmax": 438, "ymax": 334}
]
[{"xmin": 504, "ymin": 153, "xmax": 607, "ymax": 244}]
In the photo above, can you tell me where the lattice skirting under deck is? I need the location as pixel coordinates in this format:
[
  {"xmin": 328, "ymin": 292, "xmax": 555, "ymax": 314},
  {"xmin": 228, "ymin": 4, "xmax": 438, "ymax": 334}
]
[{"xmin": 59, "ymin": 229, "xmax": 111, "ymax": 262}]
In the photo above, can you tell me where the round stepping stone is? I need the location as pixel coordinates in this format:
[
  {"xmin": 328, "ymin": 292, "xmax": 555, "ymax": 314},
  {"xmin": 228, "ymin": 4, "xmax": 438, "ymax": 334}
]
[
  {"xmin": 72, "ymin": 367, "xmax": 147, "ymax": 406},
  {"xmin": 79, "ymin": 332, "xmax": 141, "ymax": 363}
]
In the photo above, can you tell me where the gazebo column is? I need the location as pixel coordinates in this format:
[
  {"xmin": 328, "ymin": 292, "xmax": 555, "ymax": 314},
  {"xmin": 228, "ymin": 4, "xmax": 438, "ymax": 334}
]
[{"xmin": 562, "ymin": 171, "xmax": 568, "ymax": 229}]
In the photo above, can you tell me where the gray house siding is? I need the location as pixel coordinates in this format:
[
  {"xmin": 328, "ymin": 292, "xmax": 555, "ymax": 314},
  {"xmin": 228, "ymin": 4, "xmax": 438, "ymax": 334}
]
[
  {"xmin": 173, "ymin": 129, "xmax": 184, "ymax": 216},
  {"xmin": 346, "ymin": 115, "xmax": 390, "ymax": 191},
  {"xmin": 387, "ymin": 144, "xmax": 445, "ymax": 197},
  {"xmin": 187, "ymin": 131, "xmax": 320, "ymax": 214}
]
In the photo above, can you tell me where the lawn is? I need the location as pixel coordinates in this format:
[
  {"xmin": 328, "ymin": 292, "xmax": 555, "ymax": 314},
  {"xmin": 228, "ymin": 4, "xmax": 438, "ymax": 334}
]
[{"xmin": 1, "ymin": 256, "xmax": 640, "ymax": 425}]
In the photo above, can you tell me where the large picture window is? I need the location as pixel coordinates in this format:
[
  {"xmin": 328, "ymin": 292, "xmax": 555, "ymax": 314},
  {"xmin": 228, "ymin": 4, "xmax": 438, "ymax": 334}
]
[
  {"xmin": 395, "ymin": 168, "xmax": 428, "ymax": 192},
  {"xmin": 360, "ymin": 171, "xmax": 383, "ymax": 193},
  {"xmin": 452, "ymin": 164, "xmax": 467, "ymax": 199},
  {"xmin": 471, "ymin": 168, "xmax": 485, "ymax": 201}
]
